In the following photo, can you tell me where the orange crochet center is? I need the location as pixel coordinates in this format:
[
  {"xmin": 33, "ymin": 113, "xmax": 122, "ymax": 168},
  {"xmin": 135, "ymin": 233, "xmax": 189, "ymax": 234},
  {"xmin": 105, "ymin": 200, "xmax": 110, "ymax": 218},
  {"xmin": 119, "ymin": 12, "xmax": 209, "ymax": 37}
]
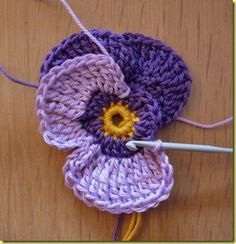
[{"xmin": 100, "ymin": 102, "xmax": 140, "ymax": 140}]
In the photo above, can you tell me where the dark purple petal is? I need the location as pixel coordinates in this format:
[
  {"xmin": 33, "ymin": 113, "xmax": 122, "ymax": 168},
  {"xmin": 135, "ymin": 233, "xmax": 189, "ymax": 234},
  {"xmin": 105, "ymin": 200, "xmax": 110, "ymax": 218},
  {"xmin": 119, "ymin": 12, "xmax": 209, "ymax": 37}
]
[{"xmin": 40, "ymin": 29, "xmax": 191, "ymax": 126}]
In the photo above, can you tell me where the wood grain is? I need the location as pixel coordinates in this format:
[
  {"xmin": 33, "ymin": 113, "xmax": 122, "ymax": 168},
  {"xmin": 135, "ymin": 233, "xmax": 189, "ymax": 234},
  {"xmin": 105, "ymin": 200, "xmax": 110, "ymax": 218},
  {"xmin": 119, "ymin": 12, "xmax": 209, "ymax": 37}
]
[{"xmin": 0, "ymin": 0, "xmax": 233, "ymax": 241}]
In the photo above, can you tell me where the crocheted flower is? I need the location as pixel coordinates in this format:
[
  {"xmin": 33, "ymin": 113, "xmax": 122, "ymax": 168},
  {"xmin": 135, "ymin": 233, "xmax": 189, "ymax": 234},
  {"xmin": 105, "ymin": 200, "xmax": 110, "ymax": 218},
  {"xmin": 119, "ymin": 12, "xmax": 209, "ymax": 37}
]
[{"xmin": 36, "ymin": 30, "xmax": 191, "ymax": 213}]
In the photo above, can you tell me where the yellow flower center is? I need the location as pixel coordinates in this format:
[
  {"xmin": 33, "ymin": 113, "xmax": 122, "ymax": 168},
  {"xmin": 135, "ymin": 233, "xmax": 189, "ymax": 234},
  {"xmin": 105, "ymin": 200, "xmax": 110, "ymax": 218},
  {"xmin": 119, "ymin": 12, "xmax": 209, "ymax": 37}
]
[{"xmin": 100, "ymin": 102, "xmax": 140, "ymax": 140}]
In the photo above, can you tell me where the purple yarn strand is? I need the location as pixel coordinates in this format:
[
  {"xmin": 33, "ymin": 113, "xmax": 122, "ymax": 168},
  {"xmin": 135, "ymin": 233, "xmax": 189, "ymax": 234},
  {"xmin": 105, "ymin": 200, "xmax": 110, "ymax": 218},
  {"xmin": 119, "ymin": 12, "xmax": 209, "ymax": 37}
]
[
  {"xmin": 113, "ymin": 214, "xmax": 122, "ymax": 241},
  {"xmin": 176, "ymin": 116, "xmax": 233, "ymax": 129},
  {"xmin": 0, "ymin": 66, "xmax": 39, "ymax": 89}
]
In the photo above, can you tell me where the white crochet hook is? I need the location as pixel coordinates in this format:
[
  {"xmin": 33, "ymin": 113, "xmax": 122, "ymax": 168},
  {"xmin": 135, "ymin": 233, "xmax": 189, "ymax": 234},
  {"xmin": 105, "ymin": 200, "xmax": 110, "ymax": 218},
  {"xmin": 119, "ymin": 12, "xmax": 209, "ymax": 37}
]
[{"xmin": 126, "ymin": 140, "xmax": 233, "ymax": 153}]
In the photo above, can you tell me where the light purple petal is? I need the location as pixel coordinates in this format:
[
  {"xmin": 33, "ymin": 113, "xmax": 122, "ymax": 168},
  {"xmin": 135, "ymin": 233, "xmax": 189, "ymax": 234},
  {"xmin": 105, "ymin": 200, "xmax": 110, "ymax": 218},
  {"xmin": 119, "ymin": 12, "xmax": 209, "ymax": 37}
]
[
  {"xmin": 36, "ymin": 54, "xmax": 130, "ymax": 149},
  {"xmin": 63, "ymin": 143, "xmax": 174, "ymax": 214}
]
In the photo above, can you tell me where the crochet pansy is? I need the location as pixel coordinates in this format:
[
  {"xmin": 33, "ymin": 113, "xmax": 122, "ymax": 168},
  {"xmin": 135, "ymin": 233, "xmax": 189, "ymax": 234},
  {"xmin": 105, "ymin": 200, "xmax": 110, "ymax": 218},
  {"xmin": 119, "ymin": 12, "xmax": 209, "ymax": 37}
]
[{"xmin": 36, "ymin": 30, "xmax": 192, "ymax": 214}]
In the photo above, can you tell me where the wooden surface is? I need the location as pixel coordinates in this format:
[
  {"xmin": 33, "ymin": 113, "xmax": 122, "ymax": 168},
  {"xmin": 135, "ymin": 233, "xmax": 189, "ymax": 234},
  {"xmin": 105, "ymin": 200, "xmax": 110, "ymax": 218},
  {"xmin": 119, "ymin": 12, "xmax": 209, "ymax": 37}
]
[{"xmin": 0, "ymin": 0, "xmax": 233, "ymax": 241}]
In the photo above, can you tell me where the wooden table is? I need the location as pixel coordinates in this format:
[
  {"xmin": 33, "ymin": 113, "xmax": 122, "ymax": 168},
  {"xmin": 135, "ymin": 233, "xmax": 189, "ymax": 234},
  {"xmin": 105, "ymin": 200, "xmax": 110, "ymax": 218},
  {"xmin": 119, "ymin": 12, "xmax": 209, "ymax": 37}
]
[{"xmin": 0, "ymin": 0, "xmax": 233, "ymax": 241}]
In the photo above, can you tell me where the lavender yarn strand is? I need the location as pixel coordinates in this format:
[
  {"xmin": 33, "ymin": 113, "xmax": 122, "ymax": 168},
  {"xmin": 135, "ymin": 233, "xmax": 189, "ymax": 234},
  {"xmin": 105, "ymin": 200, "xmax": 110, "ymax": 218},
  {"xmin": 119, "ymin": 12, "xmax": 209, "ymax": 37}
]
[
  {"xmin": 177, "ymin": 116, "xmax": 233, "ymax": 128},
  {"xmin": 0, "ymin": 66, "xmax": 38, "ymax": 89},
  {"xmin": 60, "ymin": 0, "xmax": 110, "ymax": 57}
]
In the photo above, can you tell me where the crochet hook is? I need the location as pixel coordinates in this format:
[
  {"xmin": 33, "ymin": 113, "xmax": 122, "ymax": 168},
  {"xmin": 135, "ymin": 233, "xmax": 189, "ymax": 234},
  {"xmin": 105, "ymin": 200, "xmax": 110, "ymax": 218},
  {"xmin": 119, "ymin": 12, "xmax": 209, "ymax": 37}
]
[{"xmin": 126, "ymin": 140, "xmax": 233, "ymax": 153}]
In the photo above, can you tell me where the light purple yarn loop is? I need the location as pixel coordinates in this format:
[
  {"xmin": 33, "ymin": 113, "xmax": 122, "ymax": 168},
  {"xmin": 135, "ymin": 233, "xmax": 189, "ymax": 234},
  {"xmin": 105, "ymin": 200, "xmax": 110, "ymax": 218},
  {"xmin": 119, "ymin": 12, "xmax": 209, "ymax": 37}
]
[{"xmin": 36, "ymin": 29, "xmax": 191, "ymax": 214}]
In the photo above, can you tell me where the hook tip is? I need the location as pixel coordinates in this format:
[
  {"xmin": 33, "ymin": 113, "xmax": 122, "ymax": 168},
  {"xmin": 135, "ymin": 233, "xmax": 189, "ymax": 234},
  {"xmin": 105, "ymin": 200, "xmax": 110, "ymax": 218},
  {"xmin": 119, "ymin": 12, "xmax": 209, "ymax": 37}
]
[{"xmin": 126, "ymin": 141, "xmax": 138, "ymax": 151}]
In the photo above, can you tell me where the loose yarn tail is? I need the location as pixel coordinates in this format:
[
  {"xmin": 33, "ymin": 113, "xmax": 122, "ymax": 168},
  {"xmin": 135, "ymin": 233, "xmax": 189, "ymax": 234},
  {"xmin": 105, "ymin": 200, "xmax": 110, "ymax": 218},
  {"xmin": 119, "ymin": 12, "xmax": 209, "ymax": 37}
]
[
  {"xmin": 1, "ymin": 0, "xmax": 111, "ymax": 90},
  {"xmin": 113, "ymin": 214, "xmax": 122, "ymax": 241},
  {"xmin": 113, "ymin": 213, "xmax": 142, "ymax": 241},
  {"xmin": 60, "ymin": 0, "xmax": 110, "ymax": 57},
  {"xmin": 176, "ymin": 116, "xmax": 233, "ymax": 129},
  {"xmin": 122, "ymin": 213, "xmax": 142, "ymax": 241},
  {"xmin": 0, "ymin": 66, "xmax": 38, "ymax": 89}
]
